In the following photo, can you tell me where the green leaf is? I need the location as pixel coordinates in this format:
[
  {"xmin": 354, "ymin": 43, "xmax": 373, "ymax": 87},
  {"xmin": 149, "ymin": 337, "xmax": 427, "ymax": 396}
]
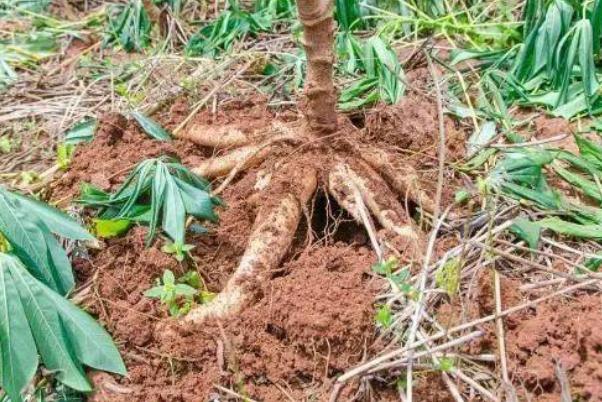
[
  {"xmin": 163, "ymin": 269, "xmax": 175, "ymax": 285},
  {"xmin": 0, "ymin": 136, "xmax": 12, "ymax": 154},
  {"xmin": 0, "ymin": 191, "xmax": 73, "ymax": 294},
  {"xmin": 454, "ymin": 189, "xmax": 470, "ymax": 204},
  {"xmin": 130, "ymin": 111, "xmax": 171, "ymax": 141},
  {"xmin": 538, "ymin": 217, "xmax": 602, "ymax": 238},
  {"xmin": 143, "ymin": 286, "xmax": 164, "ymax": 298},
  {"xmin": 179, "ymin": 271, "xmax": 201, "ymax": 289},
  {"xmin": 0, "ymin": 258, "xmax": 37, "ymax": 402},
  {"xmin": 56, "ymin": 143, "xmax": 75, "ymax": 171},
  {"xmin": 64, "ymin": 117, "xmax": 96, "ymax": 145},
  {"xmin": 554, "ymin": 166, "xmax": 602, "ymax": 202},
  {"xmin": 93, "ymin": 219, "xmax": 132, "ymax": 238},
  {"xmin": 436, "ymin": 357, "xmax": 456, "ymax": 373},
  {"xmin": 200, "ymin": 290, "xmax": 217, "ymax": 303},
  {"xmin": 591, "ymin": 0, "xmax": 602, "ymax": 55},
  {"xmin": 104, "ymin": 2, "xmax": 152, "ymax": 52},
  {"xmin": 174, "ymin": 284, "xmax": 197, "ymax": 297},
  {"xmin": 371, "ymin": 256, "xmax": 398, "ymax": 276},
  {"xmin": 510, "ymin": 217, "xmax": 541, "ymax": 249},
  {"xmin": 584, "ymin": 255, "xmax": 602, "ymax": 272},
  {"xmin": 467, "ymin": 121, "xmax": 497, "ymax": 158},
  {"xmin": 375, "ymin": 304, "xmax": 393, "ymax": 328},
  {"xmin": 79, "ymin": 157, "xmax": 218, "ymax": 249},
  {"xmin": 162, "ymin": 175, "xmax": 186, "ymax": 245},
  {"xmin": 1, "ymin": 187, "xmax": 94, "ymax": 241},
  {"xmin": 0, "ymin": 253, "xmax": 125, "ymax": 400},
  {"xmin": 435, "ymin": 257, "xmax": 462, "ymax": 297}
]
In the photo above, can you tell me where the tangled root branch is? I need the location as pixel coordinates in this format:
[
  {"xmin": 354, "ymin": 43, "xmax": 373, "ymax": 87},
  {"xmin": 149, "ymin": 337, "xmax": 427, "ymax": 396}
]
[
  {"xmin": 329, "ymin": 161, "xmax": 420, "ymax": 244},
  {"xmin": 192, "ymin": 145, "xmax": 269, "ymax": 178},
  {"xmin": 186, "ymin": 167, "xmax": 317, "ymax": 322},
  {"xmin": 361, "ymin": 147, "xmax": 436, "ymax": 215}
]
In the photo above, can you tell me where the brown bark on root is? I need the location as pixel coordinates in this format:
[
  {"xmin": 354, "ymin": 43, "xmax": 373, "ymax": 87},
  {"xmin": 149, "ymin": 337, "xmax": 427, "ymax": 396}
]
[
  {"xmin": 192, "ymin": 145, "xmax": 269, "ymax": 178},
  {"xmin": 297, "ymin": 0, "xmax": 338, "ymax": 134},
  {"xmin": 328, "ymin": 160, "xmax": 421, "ymax": 255},
  {"xmin": 361, "ymin": 147, "xmax": 437, "ymax": 215},
  {"xmin": 175, "ymin": 124, "xmax": 249, "ymax": 149},
  {"xmin": 186, "ymin": 167, "xmax": 317, "ymax": 322}
]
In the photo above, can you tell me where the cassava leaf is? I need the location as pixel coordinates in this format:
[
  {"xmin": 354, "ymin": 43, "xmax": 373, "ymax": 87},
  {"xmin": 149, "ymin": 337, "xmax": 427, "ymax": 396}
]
[
  {"xmin": 0, "ymin": 253, "xmax": 125, "ymax": 401},
  {"xmin": 93, "ymin": 219, "xmax": 132, "ymax": 238},
  {"xmin": 131, "ymin": 111, "xmax": 171, "ymax": 141},
  {"xmin": 0, "ymin": 187, "xmax": 94, "ymax": 241},
  {"xmin": 0, "ymin": 191, "xmax": 74, "ymax": 294},
  {"xmin": 554, "ymin": 165, "xmax": 602, "ymax": 202},
  {"xmin": 64, "ymin": 117, "xmax": 97, "ymax": 145},
  {"xmin": 510, "ymin": 217, "xmax": 541, "ymax": 249},
  {"xmin": 79, "ymin": 157, "xmax": 219, "ymax": 249},
  {"xmin": 104, "ymin": 1, "xmax": 152, "ymax": 52},
  {"xmin": 538, "ymin": 217, "xmax": 602, "ymax": 238},
  {"xmin": 590, "ymin": 0, "xmax": 602, "ymax": 55},
  {"xmin": 0, "ymin": 259, "xmax": 37, "ymax": 402}
]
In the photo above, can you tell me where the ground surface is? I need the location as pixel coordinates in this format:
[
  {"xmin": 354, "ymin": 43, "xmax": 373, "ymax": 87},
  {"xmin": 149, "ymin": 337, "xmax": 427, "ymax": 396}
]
[
  {"xmin": 2, "ymin": 3, "xmax": 602, "ymax": 400},
  {"xmin": 46, "ymin": 90, "xmax": 602, "ymax": 401}
]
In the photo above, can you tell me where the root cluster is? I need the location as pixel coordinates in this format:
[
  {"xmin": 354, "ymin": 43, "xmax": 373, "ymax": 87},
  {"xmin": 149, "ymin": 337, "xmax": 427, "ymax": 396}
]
[{"xmin": 175, "ymin": 120, "xmax": 431, "ymax": 322}]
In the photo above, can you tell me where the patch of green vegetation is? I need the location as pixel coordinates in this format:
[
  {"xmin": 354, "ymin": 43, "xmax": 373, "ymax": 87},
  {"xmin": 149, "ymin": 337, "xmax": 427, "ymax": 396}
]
[
  {"xmin": 78, "ymin": 157, "xmax": 221, "ymax": 255},
  {"xmin": 186, "ymin": 0, "xmax": 272, "ymax": 57},
  {"xmin": 375, "ymin": 303, "xmax": 393, "ymax": 328},
  {"xmin": 484, "ymin": 132, "xmax": 602, "ymax": 240},
  {"xmin": 372, "ymin": 256, "xmax": 418, "ymax": 299},
  {"xmin": 0, "ymin": 186, "xmax": 125, "ymax": 402},
  {"xmin": 145, "ymin": 269, "xmax": 215, "ymax": 316},
  {"xmin": 452, "ymin": 0, "xmax": 602, "ymax": 119},
  {"xmin": 435, "ymin": 257, "xmax": 462, "ymax": 298},
  {"xmin": 337, "ymin": 34, "xmax": 406, "ymax": 110},
  {"xmin": 103, "ymin": 0, "xmax": 152, "ymax": 52}
]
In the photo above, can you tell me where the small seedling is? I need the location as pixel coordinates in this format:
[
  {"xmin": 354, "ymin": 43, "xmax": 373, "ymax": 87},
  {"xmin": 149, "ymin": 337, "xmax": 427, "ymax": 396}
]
[
  {"xmin": 374, "ymin": 304, "xmax": 393, "ymax": 328},
  {"xmin": 372, "ymin": 256, "xmax": 417, "ymax": 299},
  {"xmin": 144, "ymin": 269, "xmax": 197, "ymax": 317},
  {"xmin": 18, "ymin": 171, "xmax": 39, "ymax": 186},
  {"xmin": 56, "ymin": 143, "xmax": 75, "ymax": 171},
  {"xmin": 454, "ymin": 188, "xmax": 470, "ymax": 204},
  {"xmin": 0, "ymin": 136, "xmax": 13, "ymax": 153},
  {"xmin": 435, "ymin": 357, "xmax": 456, "ymax": 373},
  {"xmin": 435, "ymin": 257, "xmax": 462, "ymax": 298},
  {"xmin": 161, "ymin": 241, "xmax": 195, "ymax": 262}
]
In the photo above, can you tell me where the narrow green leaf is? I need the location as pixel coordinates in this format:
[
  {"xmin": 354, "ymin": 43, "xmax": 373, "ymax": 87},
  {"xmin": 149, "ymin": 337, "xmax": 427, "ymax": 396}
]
[
  {"xmin": 64, "ymin": 117, "xmax": 97, "ymax": 145},
  {"xmin": 0, "ymin": 261, "xmax": 37, "ymax": 402},
  {"xmin": 93, "ymin": 219, "xmax": 132, "ymax": 238},
  {"xmin": 131, "ymin": 111, "xmax": 171, "ymax": 141},
  {"xmin": 538, "ymin": 217, "xmax": 602, "ymax": 238},
  {"xmin": 1, "ymin": 187, "xmax": 94, "ymax": 241},
  {"xmin": 510, "ymin": 217, "xmax": 541, "ymax": 249},
  {"xmin": 0, "ymin": 253, "xmax": 125, "ymax": 397}
]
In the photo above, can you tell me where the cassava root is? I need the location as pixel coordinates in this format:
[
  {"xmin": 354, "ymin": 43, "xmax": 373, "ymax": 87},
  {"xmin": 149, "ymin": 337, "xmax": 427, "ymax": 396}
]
[
  {"xmin": 175, "ymin": 124, "xmax": 249, "ymax": 149},
  {"xmin": 328, "ymin": 161, "xmax": 420, "ymax": 244},
  {"xmin": 186, "ymin": 167, "xmax": 317, "ymax": 321}
]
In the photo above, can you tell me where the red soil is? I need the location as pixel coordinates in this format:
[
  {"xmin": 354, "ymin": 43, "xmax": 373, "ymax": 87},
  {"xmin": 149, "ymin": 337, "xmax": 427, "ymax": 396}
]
[{"xmin": 52, "ymin": 96, "xmax": 601, "ymax": 401}]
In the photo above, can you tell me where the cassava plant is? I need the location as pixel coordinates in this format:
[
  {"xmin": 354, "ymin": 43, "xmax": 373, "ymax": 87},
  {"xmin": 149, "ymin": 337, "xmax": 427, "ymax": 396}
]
[
  {"xmin": 0, "ymin": 186, "xmax": 125, "ymax": 402},
  {"xmin": 169, "ymin": 0, "xmax": 433, "ymax": 321}
]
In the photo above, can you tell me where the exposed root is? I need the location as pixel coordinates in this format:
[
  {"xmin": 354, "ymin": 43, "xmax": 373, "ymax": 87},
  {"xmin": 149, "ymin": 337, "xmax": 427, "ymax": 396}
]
[
  {"xmin": 328, "ymin": 160, "xmax": 421, "ymax": 254},
  {"xmin": 175, "ymin": 124, "xmax": 250, "ymax": 149},
  {"xmin": 361, "ymin": 147, "xmax": 436, "ymax": 215},
  {"xmin": 186, "ymin": 167, "xmax": 318, "ymax": 322},
  {"xmin": 192, "ymin": 145, "xmax": 270, "ymax": 178}
]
